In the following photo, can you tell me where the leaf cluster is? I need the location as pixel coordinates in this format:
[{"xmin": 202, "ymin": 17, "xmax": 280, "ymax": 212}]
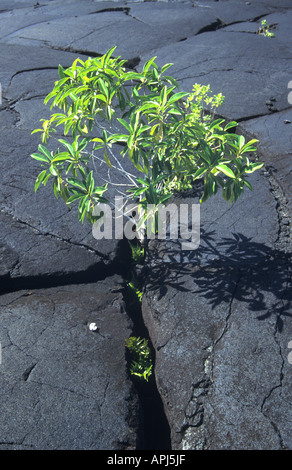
[
  {"xmin": 31, "ymin": 46, "xmax": 264, "ymax": 228},
  {"xmin": 125, "ymin": 336, "xmax": 153, "ymax": 382},
  {"xmin": 128, "ymin": 240, "xmax": 145, "ymax": 265},
  {"xmin": 257, "ymin": 19, "xmax": 275, "ymax": 37},
  {"xmin": 127, "ymin": 273, "xmax": 143, "ymax": 306}
]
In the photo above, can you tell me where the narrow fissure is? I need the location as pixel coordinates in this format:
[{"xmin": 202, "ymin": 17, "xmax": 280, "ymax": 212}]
[
  {"xmin": 48, "ymin": 45, "xmax": 141, "ymax": 71},
  {"xmin": 121, "ymin": 239, "xmax": 172, "ymax": 450},
  {"xmin": 195, "ymin": 18, "xmax": 225, "ymax": 35},
  {"xmin": 89, "ymin": 7, "xmax": 130, "ymax": 16}
]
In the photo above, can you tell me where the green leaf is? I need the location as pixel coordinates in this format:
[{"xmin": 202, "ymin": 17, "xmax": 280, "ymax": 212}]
[
  {"xmin": 141, "ymin": 150, "xmax": 149, "ymax": 174},
  {"xmin": 243, "ymin": 179, "xmax": 253, "ymax": 190},
  {"xmin": 245, "ymin": 162, "xmax": 264, "ymax": 173},
  {"xmin": 58, "ymin": 139, "xmax": 75, "ymax": 157},
  {"xmin": 126, "ymin": 186, "xmax": 145, "ymax": 197},
  {"xmin": 224, "ymin": 121, "xmax": 238, "ymax": 131},
  {"xmin": 44, "ymin": 90, "xmax": 57, "ymax": 106},
  {"xmin": 123, "ymin": 72, "xmax": 144, "ymax": 81},
  {"xmin": 54, "ymin": 76, "xmax": 71, "ymax": 91},
  {"xmin": 142, "ymin": 56, "xmax": 157, "ymax": 74},
  {"xmin": 93, "ymin": 184, "xmax": 107, "ymax": 195},
  {"xmin": 98, "ymin": 78, "xmax": 109, "ymax": 98},
  {"xmin": 161, "ymin": 63, "xmax": 173, "ymax": 73},
  {"xmin": 137, "ymin": 125, "xmax": 151, "ymax": 136},
  {"xmin": 136, "ymin": 177, "xmax": 149, "ymax": 186},
  {"xmin": 163, "ymin": 75, "xmax": 178, "ymax": 88},
  {"xmin": 109, "ymin": 134, "xmax": 128, "ymax": 143},
  {"xmin": 208, "ymin": 119, "xmax": 225, "ymax": 130},
  {"xmin": 103, "ymin": 150, "xmax": 112, "ymax": 168},
  {"xmin": 66, "ymin": 192, "xmax": 84, "ymax": 204},
  {"xmin": 49, "ymin": 164, "xmax": 59, "ymax": 176},
  {"xmin": 34, "ymin": 170, "xmax": 47, "ymax": 191},
  {"xmin": 238, "ymin": 135, "xmax": 245, "ymax": 148},
  {"xmin": 67, "ymin": 178, "xmax": 87, "ymax": 192},
  {"xmin": 86, "ymin": 170, "xmax": 95, "ymax": 194},
  {"xmin": 31, "ymin": 153, "xmax": 50, "ymax": 163},
  {"xmin": 168, "ymin": 92, "xmax": 189, "ymax": 105},
  {"xmin": 117, "ymin": 118, "xmax": 132, "ymax": 133},
  {"xmin": 240, "ymin": 139, "xmax": 259, "ymax": 153},
  {"xmin": 58, "ymin": 64, "xmax": 66, "ymax": 79},
  {"xmin": 193, "ymin": 167, "xmax": 207, "ymax": 180},
  {"xmin": 51, "ymin": 152, "xmax": 72, "ymax": 163},
  {"xmin": 160, "ymin": 85, "xmax": 168, "ymax": 106},
  {"xmin": 78, "ymin": 138, "xmax": 88, "ymax": 152},
  {"xmin": 102, "ymin": 129, "xmax": 108, "ymax": 143},
  {"xmin": 104, "ymin": 45, "xmax": 117, "ymax": 62},
  {"xmin": 216, "ymin": 164, "xmax": 236, "ymax": 179},
  {"xmin": 38, "ymin": 144, "xmax": 52, "ymax": 160},
  {"xmin": 138, "ymin": 102, "xmax": 158, "ymax": 114},
  {"xmin": 222, "ymin": 185, "xmax": 232, "ymax": 202}
]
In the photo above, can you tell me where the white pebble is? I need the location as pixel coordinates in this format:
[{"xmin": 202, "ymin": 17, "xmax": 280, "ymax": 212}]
[{"xmin": 89, "ymin": 322, "xmax": 98, "ymax": 331}]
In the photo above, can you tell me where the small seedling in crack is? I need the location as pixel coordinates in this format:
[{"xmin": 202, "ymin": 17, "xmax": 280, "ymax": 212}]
[
  {"xmin": 257, "ymin": 19, "xmax": 275, "ymax": 38},
  {"xmin": 127, "ymin": 273, "xmax": 143, "ymax": 304},
  {"xmin": 125, "ymin": 336, "xmax": 153, "ymax": 382},
  {"xmin": 128, "ymin": 240, "xmax": 145, "ymax": 265}
]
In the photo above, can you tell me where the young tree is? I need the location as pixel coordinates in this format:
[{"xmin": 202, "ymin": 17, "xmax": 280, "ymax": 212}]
[{"xmin": 31, "ymin": 46, "xmax": 263, "ymax": 237}]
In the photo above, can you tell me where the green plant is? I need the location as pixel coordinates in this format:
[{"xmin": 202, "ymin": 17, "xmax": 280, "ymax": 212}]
[
  {"xmin": 257, "ymin": 19, "xmax": 275, "ymax": 37},
  {"xmin": 125, "ymin": 336, "xmax": 153, "ymax": 381},
  {"xmin": 128, "ymin": 240, "xmax": 145, "ymax": 265},
  {"xmin": 31, "ymin": 46, "xmax": 263, "ymax": 235},
  {"xmin": 127, "ymin": 273, "xmax": 143, "ymax": 304}
]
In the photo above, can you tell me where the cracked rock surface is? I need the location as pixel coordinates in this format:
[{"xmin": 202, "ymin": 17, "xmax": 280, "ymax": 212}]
[
  {"xmin": 0, "ymin": 0, "xmax": 292, "ymax": 451},
  {"xmin": 0, "ymin": 276, "xmax": 139, "ymax": 449}
]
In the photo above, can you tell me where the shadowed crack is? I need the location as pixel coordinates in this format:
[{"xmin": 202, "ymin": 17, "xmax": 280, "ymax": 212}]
[
  {"xmin": 260, "ymin": 349, "xmax": 285, "ymax": 449},
  {"xmin": 193, "ymin": 11, "xmax": 275, "ymax": 37},
  {"xmin": 236, "ymin": 106, "xmax": 292, "ymax": 123},
  {"xmin": 213, "ymin": 272, "xmax": 242, "ymax": 349},
  {"xmin": 4, "ymin": 66, "xmax": 60, "ymax": 94},
  {"xmin": 89, "ymin": 6, "xmax": 149, "ymax": 25},
  {"xmin": 43, "ymin": 45, "xmax": 141, "ymax": 69},
  {"xmin": 23, "ymin": 363, "xmax": 37, "ymax": 382},
  {"xmin": 9, "ymin": 66, "xmax": 59, "ymax": 83},
  {"xmin": 196, "ymin": 18, "xmax": 225, "ymax": 35},
  {"xmin": 89, "ymin": 7, "xmax": 130, "ymax": 15}
]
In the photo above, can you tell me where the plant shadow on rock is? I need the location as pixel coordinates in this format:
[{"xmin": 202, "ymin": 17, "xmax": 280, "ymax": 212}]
[{"xmin": 142, "ymin": 230, "xmax": 292, "ymax": 333}]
